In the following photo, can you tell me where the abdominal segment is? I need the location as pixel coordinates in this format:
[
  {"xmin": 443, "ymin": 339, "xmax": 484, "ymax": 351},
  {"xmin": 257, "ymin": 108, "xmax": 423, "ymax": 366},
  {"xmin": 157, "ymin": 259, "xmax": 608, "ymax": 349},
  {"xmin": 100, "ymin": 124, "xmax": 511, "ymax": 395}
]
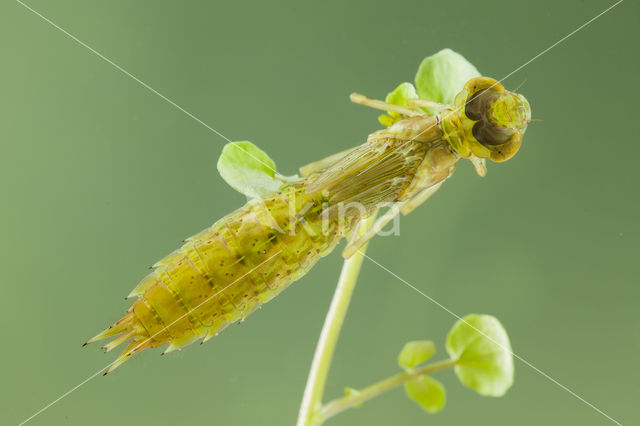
[{"xmin": 87, "ymin": 181, "xmax": 359, "ymax": 373}]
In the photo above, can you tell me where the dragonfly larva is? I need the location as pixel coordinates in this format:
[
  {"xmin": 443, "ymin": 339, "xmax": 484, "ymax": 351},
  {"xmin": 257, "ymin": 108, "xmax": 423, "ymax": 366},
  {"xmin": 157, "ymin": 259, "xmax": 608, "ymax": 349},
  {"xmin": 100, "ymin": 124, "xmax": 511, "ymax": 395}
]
[{"xmin": 87, "ymin": 76, "xmax": 531, "ymax": 374}]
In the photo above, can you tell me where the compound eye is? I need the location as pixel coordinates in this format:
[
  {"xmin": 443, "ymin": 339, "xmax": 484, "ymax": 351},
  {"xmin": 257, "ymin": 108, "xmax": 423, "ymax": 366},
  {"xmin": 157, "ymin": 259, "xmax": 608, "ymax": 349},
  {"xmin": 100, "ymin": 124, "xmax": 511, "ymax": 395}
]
[
  {"xmin": 472, "ymin": 120, "xmax": 512, "ymax": 146},
  {"xmin": 465, "ymin": 89, "xmax": 502, "ymax": 122},
  {"xmin": 465, "ymin": 90, "xmax": 486, "ymax": 121}
]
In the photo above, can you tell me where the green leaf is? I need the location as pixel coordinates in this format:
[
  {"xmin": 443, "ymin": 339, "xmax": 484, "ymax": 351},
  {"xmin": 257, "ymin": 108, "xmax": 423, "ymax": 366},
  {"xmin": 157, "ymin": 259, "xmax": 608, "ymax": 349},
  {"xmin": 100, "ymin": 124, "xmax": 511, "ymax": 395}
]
[
  {"xmin": 379, "ymin": 82, "xmax": 419, "ymax": 126},
  {"xmin": 446, "ymin": 314, "xmax": 514, "ymax": 397},
  {"xmin": 385, "ymin": 82, "xmax": 418, "ymax": 107},
  {"xmin": 414, "ymin": 48, "xmax": 480, "ymax": 105},
  {"xmin": 398, "ymin": 340, "xmax": 436, "ymax": 370},
  {"xmin": 404, "ymin": 375, "xmax": 446, "ymax": 414},
  {"xmin": 216, "ymin": 141, "xmax": 283, "ymax": 198}
]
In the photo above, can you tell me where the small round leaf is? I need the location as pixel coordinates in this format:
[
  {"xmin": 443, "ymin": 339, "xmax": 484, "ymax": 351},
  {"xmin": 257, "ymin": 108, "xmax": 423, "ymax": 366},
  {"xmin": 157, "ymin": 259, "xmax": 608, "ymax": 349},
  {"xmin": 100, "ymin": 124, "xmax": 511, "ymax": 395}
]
[
  {"xmin": 398, "ymin": 340, "xmax": 436, "ymax": 370},
  {"xmin": 404, "ymin": 375, "xmax": 446, "ymax": 414},
  {"xmin": 414, "ymin": 48, "xmax": 480, "ymax": 105},
  {"xmin": 216, "ymin": 141, "xmax": 283, "ymax": 198},
  {"xmin": 446, "ymin": 314, "xmax": 514, "ymax": 397},
  {"xmin": 385, "ymin": 82, "xmax": 418, "ymax": 107},
  {"xmin": 379, "ymin": 82, "xmax": 419, "ymax": 126}
]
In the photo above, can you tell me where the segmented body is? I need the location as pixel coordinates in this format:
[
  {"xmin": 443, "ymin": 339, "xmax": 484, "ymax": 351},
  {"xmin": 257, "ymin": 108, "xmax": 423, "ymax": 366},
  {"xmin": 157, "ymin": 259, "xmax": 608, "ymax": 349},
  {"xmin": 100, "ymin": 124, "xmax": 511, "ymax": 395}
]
[
  {"xmin": 89, "ymin": 76, "xmax": 531, "ymax": 374},
  {"xmin": 91, "ymin": 116, "xmax": 453, "ymax": 374},
  {"xmin": 94, "ymin": 181, "xmax": 361, "ymax": 372}
]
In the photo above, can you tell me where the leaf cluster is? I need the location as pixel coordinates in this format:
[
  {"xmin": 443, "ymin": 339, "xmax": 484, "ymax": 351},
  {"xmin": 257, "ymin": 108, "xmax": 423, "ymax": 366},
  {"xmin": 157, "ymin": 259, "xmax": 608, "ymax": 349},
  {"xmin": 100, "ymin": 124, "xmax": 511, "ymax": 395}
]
[
  {"xmin": 395, "ymin": 314, "xmax": 513, "ymax": 415},
  {"xmin": 216, "ymin": 49, "xmax": 480, "ymax": 198}
]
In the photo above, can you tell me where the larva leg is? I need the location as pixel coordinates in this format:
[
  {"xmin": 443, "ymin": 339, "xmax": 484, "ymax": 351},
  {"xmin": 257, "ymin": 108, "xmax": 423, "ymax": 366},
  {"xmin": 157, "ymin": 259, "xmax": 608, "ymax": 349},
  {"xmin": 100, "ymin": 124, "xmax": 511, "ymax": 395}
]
[
  {"xmin": 469, "ymin": 155, "xmax": 487, "ymax": 177},
  {"xmin": 399, "ymin": 182, "xmax": 443, "ymax": 215},
  {"xmin": 299, "ymin": 147, "xmax": 357, "ymax": 177},
  {"xmin": 406, "ymin": 98, "xmax": 449, "ymax": 113},
  {"xmin": 341, "ymin": 182, "xmax": 445, "ymax": 259},
  {"xmin": 349, "ymin": 93, "xmax": 426, "ymax": 117},
  {"xmin": 342, "ymin": 205, "xmax": 402, "ymax": 259},
  {"xmin": 345, "ymin": 217, "xmax": 365, "ymax": 247}
]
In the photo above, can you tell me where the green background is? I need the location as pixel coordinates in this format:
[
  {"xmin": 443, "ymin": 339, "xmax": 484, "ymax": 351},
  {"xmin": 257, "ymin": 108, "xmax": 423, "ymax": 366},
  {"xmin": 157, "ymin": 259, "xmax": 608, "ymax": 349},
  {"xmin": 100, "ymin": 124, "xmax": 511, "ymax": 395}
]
[{"xmin": 2, "ymin": 1, "xmax": 638, "ymax": 425}]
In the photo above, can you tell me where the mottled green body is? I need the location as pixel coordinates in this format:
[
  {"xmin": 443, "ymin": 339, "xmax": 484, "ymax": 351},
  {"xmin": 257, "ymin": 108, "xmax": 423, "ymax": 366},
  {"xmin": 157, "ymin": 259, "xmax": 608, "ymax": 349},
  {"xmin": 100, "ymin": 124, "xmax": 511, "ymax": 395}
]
[
  {"xmin": 89, "ymin": 76, "xmax": 531, "ymax": 373},
  {"xmin": 139, "ymin": 182, "xmax": 355, "ymax": 344},
  {"xmin": 95, "ymin": 182, "xmax": 360, "ymax": 372},
  {"xmin": 92, "ymin": 118, "xmax": 452, "ymax": 373}
]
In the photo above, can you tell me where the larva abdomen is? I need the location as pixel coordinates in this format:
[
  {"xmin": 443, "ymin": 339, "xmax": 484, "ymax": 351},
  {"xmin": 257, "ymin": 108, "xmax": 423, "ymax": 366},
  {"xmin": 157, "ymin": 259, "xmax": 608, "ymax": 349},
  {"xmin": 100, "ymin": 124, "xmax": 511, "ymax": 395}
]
[{"xmin": 89, "ymin": 181, "xmax": 358, "ymax": 373}]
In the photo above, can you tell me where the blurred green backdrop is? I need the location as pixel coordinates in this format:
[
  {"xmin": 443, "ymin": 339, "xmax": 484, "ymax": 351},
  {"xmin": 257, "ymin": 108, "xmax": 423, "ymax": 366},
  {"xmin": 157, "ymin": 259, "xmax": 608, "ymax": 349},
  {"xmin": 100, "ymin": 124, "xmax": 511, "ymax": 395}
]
[{"xmin": 2, "ymin": 0, "xmax": 638, "ymax": 425}]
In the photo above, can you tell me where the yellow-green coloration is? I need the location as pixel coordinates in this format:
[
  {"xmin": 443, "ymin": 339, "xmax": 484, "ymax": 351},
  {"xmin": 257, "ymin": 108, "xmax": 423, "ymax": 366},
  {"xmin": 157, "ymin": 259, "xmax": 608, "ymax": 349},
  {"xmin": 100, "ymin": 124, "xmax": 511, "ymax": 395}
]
[
  {"xmin": 87, "ymin": 77, "xmax": 530, "ymax": 374},
  {"xmin": 87, "ymin": 182, "xmax": 361, "ymax": 374},
  {"xmin": 441, "ymin": 77, "xmax": 531, "ymax": 162}
]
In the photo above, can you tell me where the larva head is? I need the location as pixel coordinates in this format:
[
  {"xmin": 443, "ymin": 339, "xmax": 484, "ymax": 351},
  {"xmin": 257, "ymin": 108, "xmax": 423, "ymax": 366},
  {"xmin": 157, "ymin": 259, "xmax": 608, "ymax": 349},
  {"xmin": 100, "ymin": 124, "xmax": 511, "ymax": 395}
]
[{"xmin": 441, "ymin": 77, "xmax": 531, "ymax": 162}]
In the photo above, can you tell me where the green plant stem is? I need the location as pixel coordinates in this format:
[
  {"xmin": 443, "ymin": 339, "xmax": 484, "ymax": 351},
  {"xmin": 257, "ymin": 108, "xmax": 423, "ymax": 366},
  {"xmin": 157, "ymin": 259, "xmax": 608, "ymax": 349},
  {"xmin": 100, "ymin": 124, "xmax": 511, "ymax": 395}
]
[
  {"xmin": 296, "ymin": 215, "xmax": 377, "ymax": 426},
  {"xmin": 318, "ymin": 359, "xmax": 457, "ymax": 423}
]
